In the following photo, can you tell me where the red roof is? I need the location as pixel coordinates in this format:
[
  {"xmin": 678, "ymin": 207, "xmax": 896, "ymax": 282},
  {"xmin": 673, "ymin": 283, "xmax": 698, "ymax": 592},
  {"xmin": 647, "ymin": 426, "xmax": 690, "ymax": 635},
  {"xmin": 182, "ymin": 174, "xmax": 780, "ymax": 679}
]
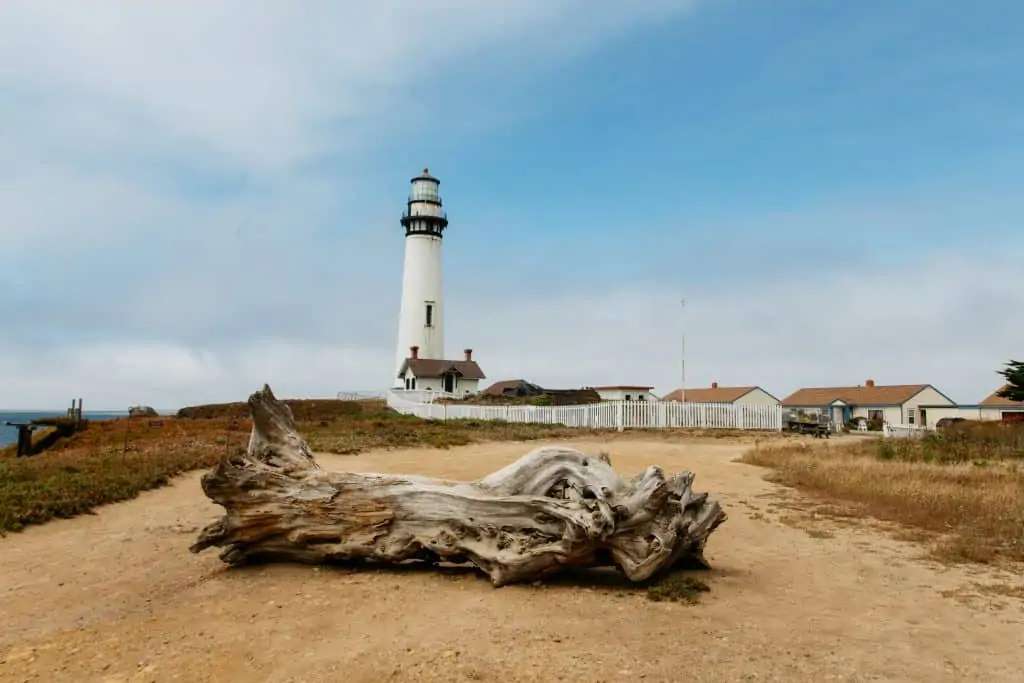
[
  {"xmin": 662, "ymin": 386, "xmax": 766, "ymax": 403},
  {"xmin": 481, "ymin": 379, "xmax": 535, "ymax": 395},
  {"xmin": 979, "ymin": 385, "xmax": 1024, "ymax": 407},
  {"xmin": 781, "ymin": 384, "xmax": 928, "ymax": 406},
  {"xmin": 398, "ymin": 358, "xmax": 486, "ymax": 380}
]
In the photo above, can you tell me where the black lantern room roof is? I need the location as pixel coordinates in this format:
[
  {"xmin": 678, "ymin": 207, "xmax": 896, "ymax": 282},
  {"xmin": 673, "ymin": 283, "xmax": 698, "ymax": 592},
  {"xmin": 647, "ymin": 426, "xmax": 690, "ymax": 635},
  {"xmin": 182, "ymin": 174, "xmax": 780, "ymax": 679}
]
[{"xmin": 411, "ymin": 167, "xmax": 439, "ymax": 184}]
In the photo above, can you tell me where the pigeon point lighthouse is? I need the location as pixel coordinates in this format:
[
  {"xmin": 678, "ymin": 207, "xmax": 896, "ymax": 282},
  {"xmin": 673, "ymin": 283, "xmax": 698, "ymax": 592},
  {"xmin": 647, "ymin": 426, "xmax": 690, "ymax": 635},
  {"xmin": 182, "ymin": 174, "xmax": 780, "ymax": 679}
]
[{"xmin": 394, "ymin": 167, "xmax": 449, "ymax": 382}]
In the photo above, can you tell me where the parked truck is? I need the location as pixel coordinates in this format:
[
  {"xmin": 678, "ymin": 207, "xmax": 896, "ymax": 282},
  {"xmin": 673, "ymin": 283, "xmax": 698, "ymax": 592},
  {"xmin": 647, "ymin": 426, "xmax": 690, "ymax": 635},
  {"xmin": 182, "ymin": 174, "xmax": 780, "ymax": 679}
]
[{"xmin": 782, "ymin": 408, "xmax": 832, "ymax": 438}]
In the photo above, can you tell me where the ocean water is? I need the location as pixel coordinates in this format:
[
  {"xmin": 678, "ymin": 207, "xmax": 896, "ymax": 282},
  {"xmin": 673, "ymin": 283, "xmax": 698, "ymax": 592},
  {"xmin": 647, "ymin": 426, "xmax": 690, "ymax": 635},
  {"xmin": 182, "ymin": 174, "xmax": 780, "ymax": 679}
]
[{"xmin": 0, "ymin": 411, "xmax": 127, "ymax": 448}]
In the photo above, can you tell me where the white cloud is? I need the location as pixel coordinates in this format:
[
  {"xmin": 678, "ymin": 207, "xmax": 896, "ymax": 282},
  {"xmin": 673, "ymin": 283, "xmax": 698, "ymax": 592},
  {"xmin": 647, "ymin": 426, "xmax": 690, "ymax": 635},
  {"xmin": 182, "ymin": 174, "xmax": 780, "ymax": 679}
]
[
  {"xmin": 0, "ymin": 0, "xmax": 698, "ymax": 251},
  {"xmin": 0, "ymin": 340, "xmax": 391, "ymax": 410},
  {"xmin": 2, "ymin": 244, "xmax": 1019, "ymax": 409},
  {"xmin": 0, "ymin": 1, "xmax": 1018, "ymax": 411},
  {"xmin": 0, "ymin": 0, "xmax": 697, "ymax": 174},
  {"xmin": 0, "ymin": 0, "xmax": 701, "ymax": 408},
  {"xmin": 451, "ymin": 247, "xmax": 1022, "ymax": 405}
]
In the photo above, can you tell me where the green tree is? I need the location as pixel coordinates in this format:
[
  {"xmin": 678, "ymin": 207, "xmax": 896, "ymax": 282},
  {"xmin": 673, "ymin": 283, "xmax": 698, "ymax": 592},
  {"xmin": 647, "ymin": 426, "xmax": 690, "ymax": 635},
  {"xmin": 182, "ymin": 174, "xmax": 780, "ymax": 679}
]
[{"xmin": 996, "ymin": 360, "xmax": 1024, "ymax": 402}]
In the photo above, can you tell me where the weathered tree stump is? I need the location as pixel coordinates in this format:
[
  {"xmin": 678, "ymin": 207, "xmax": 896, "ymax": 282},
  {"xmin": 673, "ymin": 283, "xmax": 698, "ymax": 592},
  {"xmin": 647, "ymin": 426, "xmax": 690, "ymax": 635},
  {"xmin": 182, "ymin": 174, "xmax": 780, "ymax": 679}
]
[{"xmin": 191, "ymin": 385, "xmax": 727, "ymax": 586}]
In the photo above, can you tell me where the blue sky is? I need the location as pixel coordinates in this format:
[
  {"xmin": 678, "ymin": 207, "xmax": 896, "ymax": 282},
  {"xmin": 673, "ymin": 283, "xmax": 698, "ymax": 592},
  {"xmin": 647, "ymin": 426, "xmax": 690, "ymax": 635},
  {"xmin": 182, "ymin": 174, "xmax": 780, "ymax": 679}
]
[{"xmin": 1, "ymin": 0, "xmax": 1022, "ymax": 409}]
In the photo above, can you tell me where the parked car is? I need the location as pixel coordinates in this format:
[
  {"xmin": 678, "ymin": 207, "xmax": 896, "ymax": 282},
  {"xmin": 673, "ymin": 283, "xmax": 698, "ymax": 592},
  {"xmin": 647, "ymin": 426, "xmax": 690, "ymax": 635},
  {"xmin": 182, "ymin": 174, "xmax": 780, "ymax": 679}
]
[{"xmin": 935, "ymin": 417, "xmax": 966, "ymax": 429}]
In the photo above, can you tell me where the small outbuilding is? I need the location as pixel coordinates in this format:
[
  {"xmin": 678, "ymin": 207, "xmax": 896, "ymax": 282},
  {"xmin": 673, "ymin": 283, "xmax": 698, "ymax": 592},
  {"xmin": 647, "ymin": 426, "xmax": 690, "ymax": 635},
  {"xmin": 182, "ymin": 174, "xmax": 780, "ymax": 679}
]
[
  {"xmin": 661, "ymin": 383, "xmax": 779, "ymax": 405},
  {"xmin": 397, "ymin": 347, "xmax": 486, "ymax": 396},
  {"xmin": 587, "ymin": 385, "xmax": 660, "ymax": 402},
  {"xmin": 481, "ymin": 379, "xmax": 545, "ymax": 398}
]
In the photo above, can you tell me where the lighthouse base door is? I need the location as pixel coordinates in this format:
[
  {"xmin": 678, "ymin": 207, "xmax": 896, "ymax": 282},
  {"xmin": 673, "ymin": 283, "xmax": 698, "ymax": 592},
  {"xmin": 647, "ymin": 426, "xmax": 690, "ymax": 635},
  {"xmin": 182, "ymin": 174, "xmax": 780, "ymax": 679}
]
[{"xmin": 442, "ymin": 373, "xmax": 455, "ymax": 393}]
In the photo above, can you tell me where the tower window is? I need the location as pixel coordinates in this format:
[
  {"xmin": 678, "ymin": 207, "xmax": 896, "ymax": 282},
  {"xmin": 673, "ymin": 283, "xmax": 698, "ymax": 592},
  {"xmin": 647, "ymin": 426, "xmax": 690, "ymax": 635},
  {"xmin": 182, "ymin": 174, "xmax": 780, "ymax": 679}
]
[{"xmin": 425, "ymin": 303, "xmax": 434, "ymax": 327}]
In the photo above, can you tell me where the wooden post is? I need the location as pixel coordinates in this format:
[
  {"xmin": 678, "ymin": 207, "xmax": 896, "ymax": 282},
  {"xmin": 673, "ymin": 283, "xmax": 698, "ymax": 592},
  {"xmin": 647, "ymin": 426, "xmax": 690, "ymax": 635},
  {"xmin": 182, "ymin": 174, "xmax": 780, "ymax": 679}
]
[
  {"xmin": 122, "ymin": 411, "xmax": 132, "ymax": 454},
  {"xmin": 15, "ymin": 425, "xmax": 33, "ymax": 458}
]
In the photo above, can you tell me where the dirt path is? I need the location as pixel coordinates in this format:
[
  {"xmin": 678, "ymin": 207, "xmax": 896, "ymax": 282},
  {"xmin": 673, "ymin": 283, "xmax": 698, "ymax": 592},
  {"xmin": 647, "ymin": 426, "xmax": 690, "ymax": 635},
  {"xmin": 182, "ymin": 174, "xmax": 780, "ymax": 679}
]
[{"xmin": 1, "ymin": 438, "xmax": 1022, "ymax": 682}]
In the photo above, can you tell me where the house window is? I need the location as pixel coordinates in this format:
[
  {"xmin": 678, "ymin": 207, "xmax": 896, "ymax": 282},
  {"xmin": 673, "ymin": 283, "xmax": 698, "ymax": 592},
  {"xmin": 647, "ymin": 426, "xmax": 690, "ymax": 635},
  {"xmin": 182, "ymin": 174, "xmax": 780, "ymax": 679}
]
[
  {"xmin": 906, "ymin": 408, "xmax": 916, "ymax": 425},
  {"xmin": 410, "ymin": 377, "xmax": 417, "ymax": 390},
  {"xmin": 867, "ymin": 409, "xmax": 883, "ymax": 422},
  {"xmin": 425, "ymin": 303, "xmax": 434, "ymax": 327},
  {"xmin": 624, "ymin": 394, "xmax": 632, "ymax": 401},
  {"xmin": 638, "ymin": 394, "xmax": 646, "ymax": 401}
]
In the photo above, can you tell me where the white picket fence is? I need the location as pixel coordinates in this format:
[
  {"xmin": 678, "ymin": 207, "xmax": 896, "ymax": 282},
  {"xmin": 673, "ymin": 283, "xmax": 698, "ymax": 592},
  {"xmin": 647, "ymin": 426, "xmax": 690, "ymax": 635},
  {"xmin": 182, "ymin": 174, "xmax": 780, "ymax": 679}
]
[
  {"xmin": 336, "ymin": 391, "xmax": 389, "ymax": 401},
  {"xmin": 386, "ymin": 391, "xmax": 783, "ymax": 431},
  {"xmin": 384, "ymin": 389, "xmax": 457, "ymax": 404},
  {"xmin": 882, "ymin": 422, "xmax": 928, "ymax": 439}
]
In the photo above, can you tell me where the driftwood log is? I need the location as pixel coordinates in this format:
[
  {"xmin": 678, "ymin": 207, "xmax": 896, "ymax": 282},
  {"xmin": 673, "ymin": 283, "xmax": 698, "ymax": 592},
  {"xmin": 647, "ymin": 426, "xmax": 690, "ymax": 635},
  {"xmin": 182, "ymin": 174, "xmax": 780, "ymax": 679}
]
[{"xmin": 191, "ymin": 385, "xmax": 727, "ymax": 586}]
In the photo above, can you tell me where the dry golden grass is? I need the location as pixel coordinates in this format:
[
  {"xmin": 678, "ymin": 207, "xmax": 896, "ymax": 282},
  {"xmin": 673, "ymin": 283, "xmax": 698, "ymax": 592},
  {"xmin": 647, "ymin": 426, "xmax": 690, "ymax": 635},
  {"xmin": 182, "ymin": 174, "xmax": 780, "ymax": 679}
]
[
  {"xmin": 0, "ymin": 393, "xmax": 803, "ymax": 536},
  {"xmin": 741, "ymin": 424, "xmax": 1024, "ymax": 564},
  {"xmin": 0, "ymin": 403, "xmax": 607, "ymax": 534}
]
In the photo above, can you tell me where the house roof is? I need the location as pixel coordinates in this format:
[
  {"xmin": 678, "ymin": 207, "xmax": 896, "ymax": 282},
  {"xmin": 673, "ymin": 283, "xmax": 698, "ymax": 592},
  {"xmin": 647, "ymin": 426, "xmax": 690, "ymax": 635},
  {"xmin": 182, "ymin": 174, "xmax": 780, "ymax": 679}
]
[
  {"xmin": 662, "ymin": 386, "xmax": 770, "ymax": 403},
  {"xmin": 781, "ymin": 384, "xmax": 930, "ymax": 407},
  {"xmin": 482, "ymin": 379, "xmax": 537, "ymax": 395},
  {"xmin": 398, "ymin": 358, "xmax": 486, "ymax": 380},
  {"xmin": 979, "ymin": 385, "xmax": 1024, "ymax": 407}
]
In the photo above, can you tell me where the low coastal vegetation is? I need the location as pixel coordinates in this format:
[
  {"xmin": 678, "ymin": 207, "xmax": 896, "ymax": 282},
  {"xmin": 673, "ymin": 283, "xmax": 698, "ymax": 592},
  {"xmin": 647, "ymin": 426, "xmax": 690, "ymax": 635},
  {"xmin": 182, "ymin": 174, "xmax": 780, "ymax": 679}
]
[
  {"xmin": 741, "ymin": 421, "xmax": 1024, "ymax": 564},
  {"xmin": 0, "ymin": 399, "xmax": 589, "ymax": 533}
]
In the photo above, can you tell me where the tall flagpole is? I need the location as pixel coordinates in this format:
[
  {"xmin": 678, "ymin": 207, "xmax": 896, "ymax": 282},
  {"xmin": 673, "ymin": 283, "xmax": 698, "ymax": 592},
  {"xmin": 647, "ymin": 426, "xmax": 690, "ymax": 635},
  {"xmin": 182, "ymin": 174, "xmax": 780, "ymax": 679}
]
[{"xmin": 680, "ymin": 299, "xmax": 686, "ymax": 403}]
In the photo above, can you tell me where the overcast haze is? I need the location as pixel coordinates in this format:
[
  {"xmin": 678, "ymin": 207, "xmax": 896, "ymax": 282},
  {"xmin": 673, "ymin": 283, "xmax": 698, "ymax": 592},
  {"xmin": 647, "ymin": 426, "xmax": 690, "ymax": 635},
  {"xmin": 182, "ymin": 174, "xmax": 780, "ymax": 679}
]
[{"xmin": 1, "ymin": 0, "xmax": 1021, "ymax": 409}]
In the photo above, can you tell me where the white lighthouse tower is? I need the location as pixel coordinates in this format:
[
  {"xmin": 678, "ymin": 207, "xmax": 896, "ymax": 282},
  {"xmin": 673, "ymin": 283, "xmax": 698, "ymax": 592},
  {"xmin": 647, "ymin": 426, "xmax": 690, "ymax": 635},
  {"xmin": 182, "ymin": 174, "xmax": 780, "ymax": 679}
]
[{"xmin": 394, "ymin": 167, "xmax": 448, "ymax": 383}]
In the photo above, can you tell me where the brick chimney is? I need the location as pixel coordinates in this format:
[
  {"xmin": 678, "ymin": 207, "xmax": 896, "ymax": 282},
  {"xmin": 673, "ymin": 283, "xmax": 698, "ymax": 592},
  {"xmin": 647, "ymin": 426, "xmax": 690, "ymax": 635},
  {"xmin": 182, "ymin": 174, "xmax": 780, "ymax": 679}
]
[
  {"xmin": 711, "ymin": 381, "xmax": 719, "ymax": 389},
  {"xmin": 410, "ymin": 345, "xmax": 419, "ymax": 360},
  {"xmin": 865, "ymin": 379, "xmax": 875, "ymax": 387},
  {"xmin": 464, "ymin": 348, "xmax": 473, "ymax": 361}
]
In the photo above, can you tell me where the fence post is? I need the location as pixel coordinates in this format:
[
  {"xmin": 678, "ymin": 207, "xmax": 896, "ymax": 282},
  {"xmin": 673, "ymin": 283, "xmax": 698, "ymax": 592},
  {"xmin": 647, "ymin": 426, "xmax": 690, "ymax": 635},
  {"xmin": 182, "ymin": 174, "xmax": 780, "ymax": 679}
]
[
  {"xmin": 616, "ymin": 402, "xmax": 624, "ymax": 432},
  {"xmin": 736, "ymin": 405, "xmax": 744, "ymax": 430}
]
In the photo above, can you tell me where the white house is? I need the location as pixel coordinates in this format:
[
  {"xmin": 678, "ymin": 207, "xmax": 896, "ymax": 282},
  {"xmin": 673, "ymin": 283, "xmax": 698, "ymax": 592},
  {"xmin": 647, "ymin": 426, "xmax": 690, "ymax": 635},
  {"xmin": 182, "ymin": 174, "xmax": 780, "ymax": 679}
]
[
  {"xmin": 978, "ymin": 385, "xmax": 1024, "ymax": 421},
  {"xmin": 781, "ymin": 379, "xmax": 956, "ymax": 427},
  {"xmin": 922, "ymin": 385, "xmax": 1024, "ymax": 424},
  {"xmin": 587, "ymin": 385, "xmax": 660, "ymax": 402},
  {"xmin": 397, "ymin": 347, "xmax": 486, "ymax": 396},
  {"xmin": 661, "ymin": 383, "xmax": 780, "ymax": 405}
]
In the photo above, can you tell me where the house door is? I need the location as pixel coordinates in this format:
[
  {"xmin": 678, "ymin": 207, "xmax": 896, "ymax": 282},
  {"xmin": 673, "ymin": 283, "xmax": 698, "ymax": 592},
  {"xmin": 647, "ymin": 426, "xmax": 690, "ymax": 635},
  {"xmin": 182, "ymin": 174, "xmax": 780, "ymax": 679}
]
[
  {"xmin": 832, "ymin": 406, "xmax": 844, "ymax": 427},
  {"xmin": 442, "ymin": 373, "xmax": 455, "ymax": 393}
]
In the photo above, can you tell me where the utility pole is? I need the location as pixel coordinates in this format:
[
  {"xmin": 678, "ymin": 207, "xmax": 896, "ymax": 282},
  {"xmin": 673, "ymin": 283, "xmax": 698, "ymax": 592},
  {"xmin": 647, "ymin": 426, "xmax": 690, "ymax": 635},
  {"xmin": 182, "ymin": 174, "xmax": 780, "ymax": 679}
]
[{"xmin": 680, "ymin": 299, "xmax": 686, "ymax": 404}]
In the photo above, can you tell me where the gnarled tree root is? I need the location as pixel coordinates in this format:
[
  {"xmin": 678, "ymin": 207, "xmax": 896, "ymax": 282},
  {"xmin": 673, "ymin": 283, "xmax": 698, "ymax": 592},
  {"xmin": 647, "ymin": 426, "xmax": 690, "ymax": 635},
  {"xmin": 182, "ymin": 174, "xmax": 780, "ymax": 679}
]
[{"xmin": 191, "ymin": 385, "xmax": 727, "ymax": 587}]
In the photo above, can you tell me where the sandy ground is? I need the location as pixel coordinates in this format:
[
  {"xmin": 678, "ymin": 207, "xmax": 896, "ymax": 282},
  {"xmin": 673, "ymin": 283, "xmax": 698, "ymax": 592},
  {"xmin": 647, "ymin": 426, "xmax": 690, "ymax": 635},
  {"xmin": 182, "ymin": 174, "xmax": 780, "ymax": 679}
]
[{"xmin": 1, "ymin": 437, "xmax": 1023, "ymax": 683}]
